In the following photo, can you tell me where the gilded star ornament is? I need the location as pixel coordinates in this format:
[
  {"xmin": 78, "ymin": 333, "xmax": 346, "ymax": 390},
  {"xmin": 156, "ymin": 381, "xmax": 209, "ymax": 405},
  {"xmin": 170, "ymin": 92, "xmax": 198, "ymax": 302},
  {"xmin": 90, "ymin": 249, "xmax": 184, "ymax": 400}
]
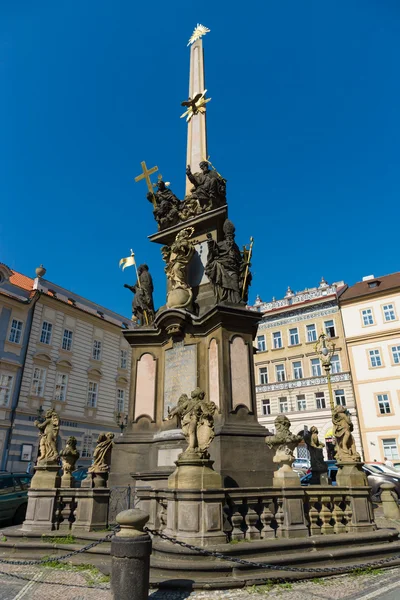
[
  {"xmin": 180, "ymin": 89, "xmax": 211, "ymax": 122},
  {"xmin": 187, "ymin": 24, "xmax": 210, "ymax": 46}
]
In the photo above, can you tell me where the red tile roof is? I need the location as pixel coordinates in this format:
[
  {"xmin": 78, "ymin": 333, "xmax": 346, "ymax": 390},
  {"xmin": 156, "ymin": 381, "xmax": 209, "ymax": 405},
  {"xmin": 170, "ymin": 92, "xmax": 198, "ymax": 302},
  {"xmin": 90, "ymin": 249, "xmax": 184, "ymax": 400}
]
[
  {"xmin": 9, "ymin": 271, "xmax": 34, "ymax": 291},
  {"xmin": 340, "ymin": 272, "xmax": 400, "ymax": 303}
]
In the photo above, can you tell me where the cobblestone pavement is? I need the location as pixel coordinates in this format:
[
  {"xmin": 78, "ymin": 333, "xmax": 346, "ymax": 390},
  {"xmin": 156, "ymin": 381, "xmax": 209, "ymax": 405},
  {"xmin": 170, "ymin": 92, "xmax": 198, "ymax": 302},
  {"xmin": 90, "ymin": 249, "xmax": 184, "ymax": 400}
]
[{"xmin": 0, "ymin": 564, "xmax": 399, "ymax": 599}]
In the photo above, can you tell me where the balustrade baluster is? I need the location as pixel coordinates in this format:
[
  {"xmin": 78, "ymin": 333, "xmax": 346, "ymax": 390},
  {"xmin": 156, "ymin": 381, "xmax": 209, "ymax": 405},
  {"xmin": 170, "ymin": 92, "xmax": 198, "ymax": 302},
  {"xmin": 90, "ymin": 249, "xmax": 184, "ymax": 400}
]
[
  {"xmin": 274, "ymin": 497, "xmax": 284, "ymax": 538},
  {"xmin": 343, "ymin": 496, "xmax": 353, "ymax": 529},
  {"xmin": 158, "ymin": 499, "xmax": 167, "ymax": 531},
  {"xmin": 319, "ymin": 495, "xmax": 334, "ymax": 535},
  {"xmin": 332, "ymin": 495, "xmax": 346, "ymax": 534},
  {"xmin": 230, "ymin": 501, "xmax": 245, "ymax": 541},
  {"xmin": 55, "ymin": 497, "xmax": 64, "ymax": 529},
  {"xmin": 244, "ymin": 499, "xmax": 260, "ymax": 540},
  {"xmin": 308, "ymin": 495, "xmax": 322, "ymax": 535},
  {"xmin": 260, "ymin": 497, "xmax": 275, "ymax": 539}
]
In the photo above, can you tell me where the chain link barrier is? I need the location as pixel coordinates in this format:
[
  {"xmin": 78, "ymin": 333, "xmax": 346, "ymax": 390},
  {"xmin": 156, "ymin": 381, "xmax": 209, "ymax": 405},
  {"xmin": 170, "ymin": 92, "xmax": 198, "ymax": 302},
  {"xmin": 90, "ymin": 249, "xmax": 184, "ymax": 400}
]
[
  {"xmin": 145, "ymin": 527, "xmax": 400, "ymax": 575},
  {"xmin": 0, "ymin": 526, "xmax": 119, "ymax": 567}
]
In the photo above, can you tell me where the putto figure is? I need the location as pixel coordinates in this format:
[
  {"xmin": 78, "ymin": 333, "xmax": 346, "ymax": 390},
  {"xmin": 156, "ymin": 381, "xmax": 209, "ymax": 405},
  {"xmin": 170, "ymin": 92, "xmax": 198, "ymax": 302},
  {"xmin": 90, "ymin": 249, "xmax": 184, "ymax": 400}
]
[
  {"xmin": 60, "ymin": 436, "xmax": 80, "ymax": 475},
  {"xmin": 34, "ymin": 409, "xmax": 60, "ymax": 465},
  {"xmin": 332, "ymin": 406, "xmax": 360, "ymax": 462},
  {"xmin": 124, "ymin": 264, "xmax": 155, "ymax": 325},
  {"xmin": 88, "ymin": 432, "xmax": 115, "ymax": 473},
  {"xmin": 168, "ymin": 387, "xmax": 217, "ymax": 458},
  {"xmin": 265, "ymin": 414, "xmax": 303, "ymax": 466},
  {"xmin": 205, "ymin": 219, "xmax": 246, "ymax": 304},
  {"xmin": 304, "ymin": 426, "xmax": 328, "ymax": 482},
  {"xmin": 185, "ymin": 161, "xmax": 226, "ymax": 211}
]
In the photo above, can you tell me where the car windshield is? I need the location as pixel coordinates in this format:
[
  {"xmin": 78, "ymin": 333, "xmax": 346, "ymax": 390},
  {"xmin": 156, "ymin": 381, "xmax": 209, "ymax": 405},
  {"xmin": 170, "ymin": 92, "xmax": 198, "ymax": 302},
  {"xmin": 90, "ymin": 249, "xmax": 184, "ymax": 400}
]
[{"xmin": 365, "ymin": 463, "xmax": 400, "ymax": 475}]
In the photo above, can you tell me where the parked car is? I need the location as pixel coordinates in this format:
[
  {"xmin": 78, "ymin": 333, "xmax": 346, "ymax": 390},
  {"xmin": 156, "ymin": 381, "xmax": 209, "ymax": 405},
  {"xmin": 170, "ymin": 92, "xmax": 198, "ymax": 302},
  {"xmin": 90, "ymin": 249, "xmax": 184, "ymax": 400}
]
[
  {"xmin": 363, "ymin": 463, "xmax": 400, "ymax": 501},
  {"xmin": 0, "ymin": 472, "xmax": 32, "ymax": 524},
  {"xmin": 292, "ymin": 458, "xmax": 310, "ymax": 472},
  {"xmin": 72, "ymin": 467, "xmax": 88, "ymax": 487}
]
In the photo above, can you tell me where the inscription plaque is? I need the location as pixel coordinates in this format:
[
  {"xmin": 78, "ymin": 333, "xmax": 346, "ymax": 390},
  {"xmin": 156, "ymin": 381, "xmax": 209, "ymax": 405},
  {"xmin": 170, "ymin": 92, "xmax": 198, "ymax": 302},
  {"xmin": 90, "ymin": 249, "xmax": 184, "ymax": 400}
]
[
  {"xmin": 157, "ymin": 448, "xmax": 182, "ymax": 467},
  {"xmin": 164, "ymin": 342, "xmax": 197, "ymax": 418}
]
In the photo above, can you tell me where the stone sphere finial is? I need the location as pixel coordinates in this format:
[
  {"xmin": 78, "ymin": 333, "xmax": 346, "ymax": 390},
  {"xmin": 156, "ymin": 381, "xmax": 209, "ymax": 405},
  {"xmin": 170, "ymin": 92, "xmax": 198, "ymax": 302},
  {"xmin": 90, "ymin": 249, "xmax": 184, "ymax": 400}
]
[
  {"xmin": 35, "ymin": 264, "xmax": 46, "ymax": 278},
  {"xmin": 116, "ymin": 508, "xmax": 150, "ymax": 537}
]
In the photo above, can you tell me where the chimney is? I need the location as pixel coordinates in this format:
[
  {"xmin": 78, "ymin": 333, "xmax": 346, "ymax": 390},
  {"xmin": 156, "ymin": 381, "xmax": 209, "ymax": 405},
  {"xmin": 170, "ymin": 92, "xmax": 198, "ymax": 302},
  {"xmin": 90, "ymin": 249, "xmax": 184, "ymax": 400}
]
[{"xmin": 362, "ymin": 275, "xmax": 375, "ymax": 282}]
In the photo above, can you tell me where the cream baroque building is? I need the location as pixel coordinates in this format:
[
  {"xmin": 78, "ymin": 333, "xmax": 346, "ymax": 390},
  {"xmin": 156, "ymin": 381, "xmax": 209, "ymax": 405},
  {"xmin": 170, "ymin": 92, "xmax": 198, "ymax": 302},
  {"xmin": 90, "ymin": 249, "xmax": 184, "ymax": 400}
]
[
  {"xmin": 340, "ymin": 272, "xmax": 400, "ymax": 463},
  {"xmin": 251, "ymin": 280, "xmax": 362, "ymax": 459},
  {"xmin": 0, "ymin": 263, "xmax": 132, "ymax": 472}
]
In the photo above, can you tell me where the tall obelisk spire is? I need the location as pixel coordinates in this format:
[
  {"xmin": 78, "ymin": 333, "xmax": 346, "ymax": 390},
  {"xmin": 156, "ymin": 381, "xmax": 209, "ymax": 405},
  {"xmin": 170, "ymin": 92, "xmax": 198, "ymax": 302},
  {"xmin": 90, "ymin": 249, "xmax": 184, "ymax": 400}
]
[{"xmin": 184, "ymin": 24, "xmax": 210, "ymax": 195}]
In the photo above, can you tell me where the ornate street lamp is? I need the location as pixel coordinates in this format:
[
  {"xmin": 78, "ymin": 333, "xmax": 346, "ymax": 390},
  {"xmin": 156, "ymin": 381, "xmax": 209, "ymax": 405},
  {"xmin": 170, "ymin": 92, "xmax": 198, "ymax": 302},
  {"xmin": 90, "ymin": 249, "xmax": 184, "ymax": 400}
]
[
  {"xmin": 314, "ymin": 332, "xmax": 336, "ymax": 417},
  {"xmin": 115, "ymin": 412, "xmax": 128, "ymax": 435}
]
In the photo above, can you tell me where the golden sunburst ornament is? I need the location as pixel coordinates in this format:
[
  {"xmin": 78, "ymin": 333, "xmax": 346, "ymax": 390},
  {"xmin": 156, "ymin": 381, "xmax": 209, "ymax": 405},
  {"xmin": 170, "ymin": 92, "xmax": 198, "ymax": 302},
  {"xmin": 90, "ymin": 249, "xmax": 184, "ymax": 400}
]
[
  {"xmin": 180, "ymin": 89, "xmax": 211, "ymax": 122},
  {"xmin": 187, "ymin": 23, "xmax": 210, "ymax": 46}
]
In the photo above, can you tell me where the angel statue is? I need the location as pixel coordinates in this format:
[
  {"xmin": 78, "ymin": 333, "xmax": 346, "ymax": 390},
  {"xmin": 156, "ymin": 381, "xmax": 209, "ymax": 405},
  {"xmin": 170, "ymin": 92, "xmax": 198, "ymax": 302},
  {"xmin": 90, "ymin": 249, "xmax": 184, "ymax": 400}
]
[
  {"xmin": 332, "ymin": 406, "xmax": 360, "ymax": 462},
  {"xmin": 168, "ymin": 388, "xmax": 217, "ymax": 458},
  {"xmin": 161, "ymin": 227, "xmax": 195, "ymax": 308},
  {"xmin": 88, "ymin": 432, "xmax": 115, "ymax": 473},
  {"xmin": 34, "ymin": 409, "xmax": 60, "ymax": 465}
]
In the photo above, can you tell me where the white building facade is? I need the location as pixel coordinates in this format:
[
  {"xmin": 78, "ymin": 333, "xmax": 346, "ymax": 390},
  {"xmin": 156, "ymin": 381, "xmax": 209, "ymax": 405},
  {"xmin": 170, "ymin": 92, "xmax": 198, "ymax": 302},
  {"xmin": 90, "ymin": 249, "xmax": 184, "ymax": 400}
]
[
  {"xmin": 5, "ymin": 267, "xmax": 132, "ymax": 472},
  {"xmin": 340, "ymin": 273, "xmax": 400, "ymax": 463},
  {"xmin": 251, "ymin": 280, "xmax": 363, "ymax": 460}
]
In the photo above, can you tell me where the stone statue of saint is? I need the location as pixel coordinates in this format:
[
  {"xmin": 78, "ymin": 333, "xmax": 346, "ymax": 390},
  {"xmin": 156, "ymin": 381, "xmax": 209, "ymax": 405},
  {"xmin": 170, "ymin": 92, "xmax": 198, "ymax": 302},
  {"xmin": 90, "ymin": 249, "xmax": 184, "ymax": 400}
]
[
  {"xmin": 124, "ymin": 264, "xmax": 155, "ymax": 325},
  {"xmin": 88, "ymin": 432, "xmax": 115, "ymax": 473},
  {"xmin": 60, "ymin": 436, "xmax": 80, "ymax": 475},
  {"xmin": 304, "ymin": 426, "xmax": 328, "ymax": 482},
  {"xmin": 332, "ymin": 406, "xmax": 360, "ymax": 462},
  {"xmin": 168, "ymin": 387, "xmax": 217, "ymax": 458},
  {"xmin": 34, "ymin": 409, "xmax": 60, "ymax": 465},
  {"xmin": 185, "ymin": 161, "xmax": 226, "ymax": 211},
  {"xmin": 149, "ymin": 180, "xmax": 181, "ymax": 230},
  {"xmin": 205, "ymin": 219, "xmax": 244, "ymax": 304},
  {"xmin": 161, "ymin": 228, "xmax": 195, "ymax": 308}
]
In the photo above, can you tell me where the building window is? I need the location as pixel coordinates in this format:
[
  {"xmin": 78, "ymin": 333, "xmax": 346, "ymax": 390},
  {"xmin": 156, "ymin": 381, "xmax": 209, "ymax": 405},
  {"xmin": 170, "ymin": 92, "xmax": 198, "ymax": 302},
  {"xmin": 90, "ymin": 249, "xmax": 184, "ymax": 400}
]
[
  {"xmin": 259, "ymin": 367, "xmax": 268, "ymax": 385},
  {"xmin": 335, "ymin": 389, "xmax": 346, "ymax": 406},
  {"xmin": 311, "ymin": 358, "xmax": 322, "ymax": 377},
  {"xmin": 383, "ymin": 304, "xmax": 396, "ymax": 322},
  {"xmin": 315, "ymin": 392, "xmax": 326, "ymax": 409},
  {"xmin": 62, "ymin": 329, "xmax": 73, "ymax": 351},
  {"xmin": 81, "ymin": 434, "xmax": 95, "ymax": 458},
  {"xmin": 324, "ymin": 319, "xmax": 336, "ymax": 338},
  {"xmin": 31, "ymin": 367, "xmax": 46, "ymax": 396},
  {"xmin": 275, "ymin": 364, "xmax": 286, "ymax": 382},
  {"xmin": 369, "ymin": 349, "xmax": 382, "ymax": 368},
  {"xmin": 331, "ymin": 354, "xmax": 341, "ymax": 374},
  {"xmin": 289, "ymin": 328, "xmax": 299, "ymax": 346},
  {"xmin": 0, "ymin": 375, "xmax": 13, "ymax": 407},
  {"xmin": 377, "ymin": 393, "xmax": 391, "ymax": 415},
  {"xmin": 257, "ymin": 335, "xmax": 266, "ymax": 352},
  {"xmin": 9, "ymin": 319, "xmax": 23, "ymax": 344},
  {"xmin": 54, "ymin": 373, "xmax": 68, "ymax": 402},
  {"xmin": 261, "ymin": 399, "xmax": 271, "ymax": 416},
  {"xmin": 116, "ymin": 389, "xmax": 125, "ymax": 413},
  {"xmin": 272, "ymin": 332, "xmax": 282, "ymax": 349},
  {"xmin": 87, "ymin": 381, "xmax": 98, "ymax": 407},
  {"xmin": 120, "ymin": 349, "xmax": 128, "ymax": 369},
  {"xmin": 306, "ymin": 324, "xmax": 317, "ymax": 343},
  {"xmin": 279, "ymin": 397, "xmax": 289, "ymax": 413},
  {"xmin": 297, "ymin": 395, "xmax": 306, "ymax": 411},
  {"xmin": 40, "ymin": 322, "xmax": 53, "ymax": 345},
  {"xmin": 362, "ymin": 309, "xmax": 374, "ymax": 326},
  {"xmin": 392, "ymin": 345, "xmax": 400, "ymax": 364},
  {"xmin": 382, "ymin": 438, "xmax": 399, "ymax": 460},
  {"xmin": 92, "ymin": 340, "xmax": 102, "ymax": 361},
  {"xmin": 292, "ymin": 361, "xmax": 303, "ymax": 380}
]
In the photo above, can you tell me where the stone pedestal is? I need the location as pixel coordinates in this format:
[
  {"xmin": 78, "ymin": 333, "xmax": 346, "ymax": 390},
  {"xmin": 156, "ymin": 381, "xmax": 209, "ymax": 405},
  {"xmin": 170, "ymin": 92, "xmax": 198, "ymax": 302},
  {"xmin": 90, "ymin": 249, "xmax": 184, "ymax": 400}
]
[
  {"xmin": 273, "ymin": 464, "xmax": 301, "ymax": 488},
  {"xmin": 168, "ymin": 452, "xmax": 222, "ymax": 490},
  {"xmin": 61, "ymin": 473, "xmax": 75, "ymax": 488},
  {"xmin": 73, "ymin": 488, "xmax": 111, "ymax": 531},
  {"xmin": 278, "ymin": 489, "xmax": 309, "ymax": 538},
  {"xmin": 380, "ymin": 483, "xmax": 400, "ymax": 519},
  {"xmin": 30, "ymin": 464, "xmax": 61, "ymax": 489},
  {"xmin": 22, "ymin": 489, "xmax": 58, "ymax": 532},
  {"xmin": 81, "ymin": 471, "xmax": 109, "ymax": 488},
  {"xmin": 336, "ymin": 461, "xmax": 368, "ymax": 487},
  {"xmin": 110, "ymin": 304, "xmax": 274, "ymax": 490}
]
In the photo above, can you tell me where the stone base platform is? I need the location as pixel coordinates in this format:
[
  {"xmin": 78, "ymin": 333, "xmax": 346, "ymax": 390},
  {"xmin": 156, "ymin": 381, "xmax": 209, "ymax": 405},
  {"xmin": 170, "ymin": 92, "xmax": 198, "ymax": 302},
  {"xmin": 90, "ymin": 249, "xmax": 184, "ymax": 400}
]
[{"xmin": 150, "ymin": 528, "xmax": 400, "ymax": 589}]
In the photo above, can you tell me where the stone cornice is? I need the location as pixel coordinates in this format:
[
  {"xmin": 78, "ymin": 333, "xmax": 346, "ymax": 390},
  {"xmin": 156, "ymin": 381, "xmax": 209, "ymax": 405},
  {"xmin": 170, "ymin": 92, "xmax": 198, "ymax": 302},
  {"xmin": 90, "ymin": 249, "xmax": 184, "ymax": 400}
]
[
  {"xmin": 256, "ymin": 372, "xmax": 351, "ymax": 393},
  {"xmin": 258, "ymin": 301, "xmax": 338, "ymax": 330}
]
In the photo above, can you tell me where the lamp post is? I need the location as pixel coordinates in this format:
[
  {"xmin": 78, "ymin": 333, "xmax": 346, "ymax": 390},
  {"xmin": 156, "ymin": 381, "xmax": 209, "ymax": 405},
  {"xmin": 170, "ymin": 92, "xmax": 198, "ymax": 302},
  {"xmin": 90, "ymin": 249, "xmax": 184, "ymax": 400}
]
[
  {"xmin": 315, "ymin": 333, "xmax": 336, "ymax": 418},
  {"xmin": 115, "ymin": 412, "xmax": 128, "ymax": 435}
]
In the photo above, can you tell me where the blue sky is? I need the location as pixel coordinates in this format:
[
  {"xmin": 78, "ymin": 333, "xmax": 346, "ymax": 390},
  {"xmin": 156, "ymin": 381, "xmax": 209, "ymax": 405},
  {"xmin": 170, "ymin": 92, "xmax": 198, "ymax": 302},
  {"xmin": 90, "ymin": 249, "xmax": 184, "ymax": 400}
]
[{"xmin": 1, "ymin": 1, "xmax": 399, "ymax": 317}]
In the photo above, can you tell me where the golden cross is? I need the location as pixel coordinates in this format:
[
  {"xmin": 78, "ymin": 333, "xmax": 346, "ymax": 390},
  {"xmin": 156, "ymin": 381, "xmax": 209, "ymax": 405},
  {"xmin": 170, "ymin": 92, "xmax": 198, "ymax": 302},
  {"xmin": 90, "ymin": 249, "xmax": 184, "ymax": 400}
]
[{"xmin": 134, "ymin": 161, "xmax": 158, "ymax": 207}]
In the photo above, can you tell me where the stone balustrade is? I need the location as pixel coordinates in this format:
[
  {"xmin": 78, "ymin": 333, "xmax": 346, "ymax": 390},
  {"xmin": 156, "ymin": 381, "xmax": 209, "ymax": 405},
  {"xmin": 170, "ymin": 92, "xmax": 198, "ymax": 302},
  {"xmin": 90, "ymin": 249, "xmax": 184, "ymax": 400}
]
[{"xmin": 137, "ymin": 484, "xmax": 375, "ymax": 545}]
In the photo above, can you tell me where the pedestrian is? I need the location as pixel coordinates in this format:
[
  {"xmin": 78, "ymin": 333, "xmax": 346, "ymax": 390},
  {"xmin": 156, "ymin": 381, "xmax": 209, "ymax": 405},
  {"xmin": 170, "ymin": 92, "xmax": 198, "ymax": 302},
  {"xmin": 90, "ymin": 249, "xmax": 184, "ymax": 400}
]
[{"xmin": 384, "ymin": 456, "xmax": 394, "ymax": 468}]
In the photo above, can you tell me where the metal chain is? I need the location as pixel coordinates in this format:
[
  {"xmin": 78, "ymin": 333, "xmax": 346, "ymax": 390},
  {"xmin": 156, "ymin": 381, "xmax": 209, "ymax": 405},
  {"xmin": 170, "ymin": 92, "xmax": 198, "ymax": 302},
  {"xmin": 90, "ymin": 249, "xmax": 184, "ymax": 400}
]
[
  {"xmin": 0, "ymin": 527, "xmax": 119, "ymax": 566},
  {"xmin": 146, "ymin": 527, "xmax": 400, "ymax": 574}
]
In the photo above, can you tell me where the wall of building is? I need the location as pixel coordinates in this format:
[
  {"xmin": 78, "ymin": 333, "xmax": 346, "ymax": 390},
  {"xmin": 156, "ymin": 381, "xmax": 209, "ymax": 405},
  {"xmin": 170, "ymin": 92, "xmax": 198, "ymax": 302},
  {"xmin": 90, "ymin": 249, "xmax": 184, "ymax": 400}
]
[
  {"xmin": 253, "ymin": 285, "xmax": 362, "ymax": 459},
  {"xmin": 341, "ymin": 288, "xmax": 400, "ymax": 462}
]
